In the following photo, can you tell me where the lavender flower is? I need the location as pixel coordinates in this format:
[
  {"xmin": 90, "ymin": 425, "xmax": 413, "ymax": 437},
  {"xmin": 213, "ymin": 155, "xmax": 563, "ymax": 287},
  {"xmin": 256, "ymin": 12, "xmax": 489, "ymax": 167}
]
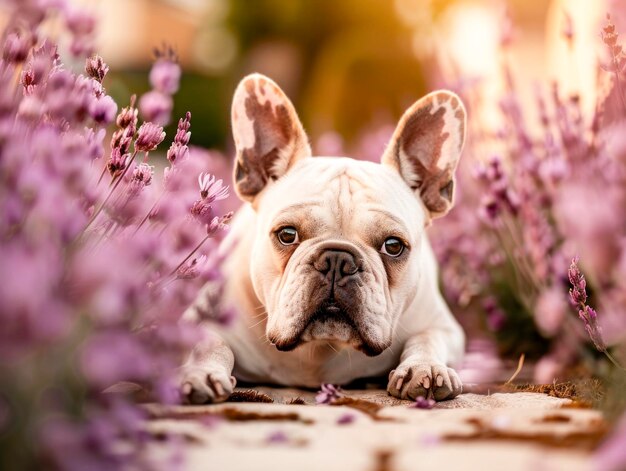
[
  {"xmin": 567, "ymin": 257, "xmax": 612, "ymax": 354},
  {"xmin": 0, "ymin": 5, "xmax": 232, "ymax": 468},
  {"xmin": 107, "ymin": 148, "xmax": 130, "ymax": 177},
  {"xmin": 139, "ymin": 90, "xmax": 173, "ymax": 126},
  {"xmin": 89, "ymin": 95, "xmax": 117, "ymax": 125},
  {"xmin": 150, "ymin": 58, "xmax": 181, "ymax": 95},
  {"xmin": 198, "ymin": 173, "xmax": 229, "ymax": 202},
  {"xmin": 85, "ymin": 54, "xmax": 109, "ymax": 82},
  {"xmin": 2, "ymin": 32, "xmax": 32, "ymax": 63},
  {"xmin": 411, "ymin": 396, "xmax": 435, "ymax": 409},
  {"xmin": 315, "ymin": 383, "xmax": 343, "ymax": 404},
  {"xmin": 206, "ymin": 212, "xmax": 233, "ymax": 236},
  {"xmin": 116, "ymin": 96, "xmax": 138, "ymax": 131},
  {"xmin": 568, "ymin": 256, "xmax": 587, "ymax": 306},
  {"xmin": 167, "ymin": 112, "xmax": 192, "ymax": 164},
  {"xmin": 135, "ymin": 122, "xmax": 165, "ymax": 152}
]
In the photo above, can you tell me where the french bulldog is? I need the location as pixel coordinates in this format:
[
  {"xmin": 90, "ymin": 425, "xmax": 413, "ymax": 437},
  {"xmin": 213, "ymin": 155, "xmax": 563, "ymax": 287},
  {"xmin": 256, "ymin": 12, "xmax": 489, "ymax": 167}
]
[{"xmin": 180, "ymin": 73, "xmax": 466, "ymax": 403}]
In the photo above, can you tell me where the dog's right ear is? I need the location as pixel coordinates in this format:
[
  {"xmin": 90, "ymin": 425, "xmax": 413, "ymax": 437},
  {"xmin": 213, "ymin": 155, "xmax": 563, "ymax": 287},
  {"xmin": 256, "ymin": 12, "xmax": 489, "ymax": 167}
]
[{"xmin": 231, "ymin": 73, "xmax": 311, "ymax": 203}]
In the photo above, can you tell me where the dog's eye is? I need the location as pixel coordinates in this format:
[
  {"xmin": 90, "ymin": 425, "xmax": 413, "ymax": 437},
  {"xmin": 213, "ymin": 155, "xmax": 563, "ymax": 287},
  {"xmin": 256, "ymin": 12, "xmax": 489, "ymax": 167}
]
[
  {"xmin": 276, "ymin": 226, "xmax": 299, "ymax": 246},
  {"xmin": 380, "ymin": 237, "xmax": 404, "ymax": 257}
]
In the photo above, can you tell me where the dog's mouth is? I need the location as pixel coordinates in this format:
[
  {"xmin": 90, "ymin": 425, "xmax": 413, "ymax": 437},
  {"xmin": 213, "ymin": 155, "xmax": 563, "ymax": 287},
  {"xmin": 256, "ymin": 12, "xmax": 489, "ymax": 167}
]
[{"xmin": 272, "ymin": 299, "xmax": 386, "ymax": 356}]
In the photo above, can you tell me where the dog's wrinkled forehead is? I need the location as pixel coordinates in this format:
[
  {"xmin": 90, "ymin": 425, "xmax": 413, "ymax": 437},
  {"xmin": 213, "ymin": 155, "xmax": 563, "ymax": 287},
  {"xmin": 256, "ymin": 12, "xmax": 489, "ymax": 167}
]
[{"xmin": 258, "ymin": 157, "xmax": 426, "ymax": 235}]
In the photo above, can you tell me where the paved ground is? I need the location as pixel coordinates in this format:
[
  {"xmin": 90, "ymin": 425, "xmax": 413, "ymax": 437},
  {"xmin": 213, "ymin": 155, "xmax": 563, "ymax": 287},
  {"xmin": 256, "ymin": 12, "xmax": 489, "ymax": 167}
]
[{"xmin": 145, "ymin": 386, "xmax": 606, "ymax": 471}]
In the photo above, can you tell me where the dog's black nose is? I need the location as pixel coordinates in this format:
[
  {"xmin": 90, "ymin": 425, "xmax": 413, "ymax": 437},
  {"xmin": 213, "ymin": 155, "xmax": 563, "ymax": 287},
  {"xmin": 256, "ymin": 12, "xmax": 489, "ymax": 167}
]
[{"xmin": 313, "ymin": 249, "xmax": 360, "ymax": 282}]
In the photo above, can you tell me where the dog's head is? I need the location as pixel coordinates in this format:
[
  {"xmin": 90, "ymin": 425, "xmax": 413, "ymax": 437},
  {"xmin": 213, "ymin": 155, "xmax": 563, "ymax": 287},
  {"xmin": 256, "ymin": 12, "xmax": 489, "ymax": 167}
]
[{"xmin": 231, "ymin": 73, "xmax": 466, "ymax": 356}]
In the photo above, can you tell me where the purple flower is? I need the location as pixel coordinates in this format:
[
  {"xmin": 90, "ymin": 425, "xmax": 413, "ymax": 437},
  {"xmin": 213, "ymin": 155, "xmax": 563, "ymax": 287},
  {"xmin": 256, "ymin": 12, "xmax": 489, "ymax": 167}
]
[
  {"xmin": 107, "ymin": 148, "xmax": 130, "ymax": 177},
  {"xmin": 135, "ymin": 122, "xmax": 165, "ymax": 152},
  {"xmin": 139, "ymin": 90, "xmax": 173, "ymax": 126},
  {"xmin": 198, "ymin": 173, "xmax": 229, "ymax": 202},
  {"xmin": 568, "ymin": 256, "xmax": 587, "ymax": 305},
  {"xmin": 2, "ymin": 32, "xmax": 32, "ymax": 63},
  {"xmin": 110, "ymin": 128, "xmax": 133, "ymax": 156},
  {"xmin": 85, "ymin": 54, "xmax": 109, "ymax": 82},
  {"xmin": 315, "ymin": 383, "xmax": 343, "ymax": 404},
  {"xmin": 206, "ymin": 212, "xmax": 233, "ymax": 236},
  {"xmin": 174, "ymin": 112, "xmax": 191, "ymax": 145},
  {"xmin": 0, "ymin": 3, "xmax": 234, "ymax": 469},
  {"xmin": 116, "ymin": 96, "xmax": 138, "ymax": 131},
  {"xmin": 190, "ymin": 199, "xmax": 214, "ymax": 225},
  {"xmin": 65, "ymin": 8, "xmax": 96, "ymax": 36},
  {"xmin": 167, "ymin": 113, "xmax": 192, "ymax": 164},
  {"xmin": 80, "ymin": 332, "xmax": 152, "ymax": 387},
  {"xmin": 412, "ymin": 396, "xmax": 436, "ymax": 409},
  {"xmin": 483, "ymin": 297, "xmax": 506, "ymax": 332},
  {"xmin": 150, "ymin": 59, "xmax": 181, "ymax": 95},
  {"xmin": 535, "ymin": 287, "xmax": 567, "ymax": 336},
  {"xmin": 567, "ymin": 257, "xmax": 606, "ymax": 352},
  {"xmin": 176, "ymin": 256, "xmax": 206, "ymax": 280},
  {"xmin": 89, "ymin": 95, "xmax": 117, "ymax": 125}
]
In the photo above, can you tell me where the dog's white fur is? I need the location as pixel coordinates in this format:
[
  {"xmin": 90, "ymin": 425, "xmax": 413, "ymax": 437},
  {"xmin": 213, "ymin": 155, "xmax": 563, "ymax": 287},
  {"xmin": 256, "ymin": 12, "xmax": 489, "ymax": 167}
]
[{"xmin": 180, "ymin": 73, "xmax": 466, "ymax": 403}]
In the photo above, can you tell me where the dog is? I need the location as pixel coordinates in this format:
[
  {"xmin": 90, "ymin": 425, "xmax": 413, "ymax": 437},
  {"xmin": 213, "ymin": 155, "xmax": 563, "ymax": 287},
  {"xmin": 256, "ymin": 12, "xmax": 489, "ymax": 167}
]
[{"xmin": 180, "ymin": 73, "xmax": 466, "ymax": 403}]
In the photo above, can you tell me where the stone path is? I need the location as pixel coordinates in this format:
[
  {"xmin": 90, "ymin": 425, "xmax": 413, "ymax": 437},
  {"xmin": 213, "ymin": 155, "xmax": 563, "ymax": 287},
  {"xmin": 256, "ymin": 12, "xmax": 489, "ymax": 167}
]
[{"xmin": 145, "ymin": 387, "xmax": 606, "ymax": 471}]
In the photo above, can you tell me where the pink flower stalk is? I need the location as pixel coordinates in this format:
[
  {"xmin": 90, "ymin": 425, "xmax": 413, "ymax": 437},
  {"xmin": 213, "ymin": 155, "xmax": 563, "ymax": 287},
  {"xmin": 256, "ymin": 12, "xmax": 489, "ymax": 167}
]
[
  {"xmin": 135, "ymin": 122, "xmax": 165, "ymax": 152},
  {"xmin": 475, "ymin": 156, "xmax": 520, "ymax": 225},
  {"xmin": 567, "ymin": 257, "xmax": 606, "ymax": 352},
  {"xmin": 601, "ymin": 15, "xmax": 626, "ymax": 111},
  {"xmin": 315, "ymin": 383, "xmax": 343, "ymax": 404},
  {"xmin": 167, "ymin": 112, "xmax": 192, "ymax": 164}
]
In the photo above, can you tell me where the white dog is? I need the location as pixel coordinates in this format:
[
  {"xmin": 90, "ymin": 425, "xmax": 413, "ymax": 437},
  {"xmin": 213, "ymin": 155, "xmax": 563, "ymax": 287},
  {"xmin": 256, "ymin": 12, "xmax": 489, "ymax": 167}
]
[{"xmin": 180, "ymin": 73, "xmax": 466, "ymax": 403}]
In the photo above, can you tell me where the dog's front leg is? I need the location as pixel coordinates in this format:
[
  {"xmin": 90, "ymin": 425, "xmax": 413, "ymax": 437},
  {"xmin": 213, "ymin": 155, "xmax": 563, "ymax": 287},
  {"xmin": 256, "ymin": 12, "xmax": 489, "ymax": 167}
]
[
  {"xmin": 178, "ymin": 326, "xmax": 236, "ymax": 404},
  {"xmin": 387, "ymin": 329, "xmax": 463, "ymax": 401}
]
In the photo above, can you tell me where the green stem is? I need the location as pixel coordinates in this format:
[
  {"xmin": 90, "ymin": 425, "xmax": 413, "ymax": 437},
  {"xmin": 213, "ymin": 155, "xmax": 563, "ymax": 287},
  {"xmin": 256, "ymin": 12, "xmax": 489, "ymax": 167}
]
[{"xmin": 603, "ymin": 349, "xmax": 626, "ymax": 372}]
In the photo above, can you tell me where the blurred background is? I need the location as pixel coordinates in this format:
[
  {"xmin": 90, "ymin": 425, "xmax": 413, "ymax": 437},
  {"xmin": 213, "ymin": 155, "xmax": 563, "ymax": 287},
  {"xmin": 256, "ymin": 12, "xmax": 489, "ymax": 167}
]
[{"xmin": 63, "ymin": 0, "xmax": 611, "ymax": 154}]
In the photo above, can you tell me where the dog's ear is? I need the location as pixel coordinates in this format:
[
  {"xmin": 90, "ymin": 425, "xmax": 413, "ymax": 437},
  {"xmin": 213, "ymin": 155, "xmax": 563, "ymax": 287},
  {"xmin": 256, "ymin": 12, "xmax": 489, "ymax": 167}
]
[
  {"xmin": 231, "ymin": 73, "xmax": 311, "ymax": 203},
  {"xmin": 381, "ymin": 91, "xmax": 466, "ymax": 219}
]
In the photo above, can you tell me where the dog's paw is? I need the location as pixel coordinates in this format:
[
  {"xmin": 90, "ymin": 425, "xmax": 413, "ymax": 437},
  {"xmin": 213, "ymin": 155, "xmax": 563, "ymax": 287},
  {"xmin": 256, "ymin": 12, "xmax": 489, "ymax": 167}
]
[
  {"xmin": 178, "ymin": 366, "xmax": 236, "ymax": 404},
  {"xmin": 387, "ymin": 363, "xmax": 462, "ymax": 401}
]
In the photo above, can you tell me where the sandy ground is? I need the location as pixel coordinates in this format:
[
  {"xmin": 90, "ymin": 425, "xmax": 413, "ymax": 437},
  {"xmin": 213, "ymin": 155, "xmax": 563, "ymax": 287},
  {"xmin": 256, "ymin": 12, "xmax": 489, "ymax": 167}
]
[{"xmin": 145, "ymin": 387, "xmax": 605, "ymax": 471}]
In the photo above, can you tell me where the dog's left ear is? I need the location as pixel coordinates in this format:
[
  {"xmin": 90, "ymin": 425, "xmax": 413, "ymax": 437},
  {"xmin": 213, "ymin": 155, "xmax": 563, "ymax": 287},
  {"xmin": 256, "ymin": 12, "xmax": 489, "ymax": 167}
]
[
  {"xmin": 381, "ymin": 91, "xmax": 466, "ymax": 218},
  {"xmin": 231, "ymin": 73, "xmax": 311, "ymax": 203}
]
